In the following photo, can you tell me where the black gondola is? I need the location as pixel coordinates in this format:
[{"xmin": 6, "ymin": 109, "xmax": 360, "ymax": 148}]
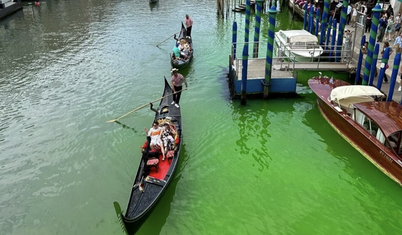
[
  {"xmin": 113, "ymin": 77, "xmax": 182, "ymax": 234},
  {"xmin": 170, "ymin": 23, "xmax": 193, "ymax": 69}
]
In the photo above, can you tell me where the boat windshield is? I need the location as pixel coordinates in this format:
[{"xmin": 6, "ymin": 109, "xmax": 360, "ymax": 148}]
[
  {"xmin": 306, "ymin": 42, "xmax": 320, "ymax": 49},
  {"xmin": 355, "ymin": 109, "xmax": 402, "ymax": 156},
  {"xmin": 290, "ymin": 42, "xmax": 306, "ymax": 49},
  {"xmin": 354, "ymin": 109, "xmax": 381, "ymax": 138}
]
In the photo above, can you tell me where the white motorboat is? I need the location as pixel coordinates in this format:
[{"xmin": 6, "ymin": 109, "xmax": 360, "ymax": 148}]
[{"xmin": 275, "ymin": 30, "xmax": 323, "ymax": 61}]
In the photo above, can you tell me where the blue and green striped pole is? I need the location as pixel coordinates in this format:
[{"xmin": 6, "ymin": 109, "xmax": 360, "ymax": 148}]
[
  {"xmin": 336, "ymin": 0, "xmax": 348, "ymax": 61},
  {"xmin": 389, "ymin": 53, "xmax": 401, "ymax": 101},
  {"xmin": 245, "ymin": 0, "xmax": 251, "ymax": 44},
  {"xmin": 325, "ymin": 16, "xmax": 333, "ymax": 48},
  {"xmin": 355, "ymin": 35, "xmax": 366, "ymax": 84},
  {"xmin": 376, "ymin": 48, "xmax": 390, "ymax": 90},
  {"xmin": 322, "ymin": 0, "xmax": 330, "ymax": 25},
  {"xmin": 330, "ymin": 19, "xmax": 337, "ymax": 58},
  {"xmin": 264, "ymin": 6, "xmax": 278, "ymax": 98},
  {"xmin": 232, "ymin": 21, "xmax": 237, "ymax": 60},
  {"xmin": 303, "ymin": 4, "xmax": 308, "ymax": 30},
  {"xmin": 368, "ymin": 44, "xmax": 379, "ymax": 86},
  {"xmin": 320, "ymin": 21, "xmax": 327, "ymax": 45},
  {"xmin": 363, "ymin": 4, "xmax": 382, "ymax": 85},
  {"xmin": 315, "ymin": 8, "xmax": 320, "ymax": 36},
  {"xmin": 241, "ymin": 44, "xmax": 249, "ymax": 105},
  {"xmin": 309, "ymin": 5, "xmax": 314, "ymax": 33},
  {"xmin": 253, "ymin": 0, "xmax": 264, "ymax": 58}
]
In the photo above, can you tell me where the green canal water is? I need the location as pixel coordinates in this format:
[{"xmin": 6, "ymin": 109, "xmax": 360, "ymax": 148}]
[{"xmin": 1, "ymin": 0, "xmax": 402, "ymax": 234}]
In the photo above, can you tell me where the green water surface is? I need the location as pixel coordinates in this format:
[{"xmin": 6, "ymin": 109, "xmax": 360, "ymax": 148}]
[{"xmin": 0, "ymin": 1, "xmax": 401, "ymax": 235}]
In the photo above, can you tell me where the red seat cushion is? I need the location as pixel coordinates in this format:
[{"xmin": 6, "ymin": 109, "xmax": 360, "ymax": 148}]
[
  {"xmin": 166, "ymin": 150, "xmax": 174, "ymax": 158},
  {"xmin": 147, "ymin": 159, "xmax": 159, "ymax": 165}
]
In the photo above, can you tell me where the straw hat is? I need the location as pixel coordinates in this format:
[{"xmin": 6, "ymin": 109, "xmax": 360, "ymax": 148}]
[{"xmin": 171, "ymin": 68, "xmax": 179, "ymax": 73}]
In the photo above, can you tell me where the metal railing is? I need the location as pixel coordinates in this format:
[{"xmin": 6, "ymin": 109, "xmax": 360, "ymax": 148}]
[{"xmin": 231, "ymin": 41, "xmax": 353, "ymax": 72}]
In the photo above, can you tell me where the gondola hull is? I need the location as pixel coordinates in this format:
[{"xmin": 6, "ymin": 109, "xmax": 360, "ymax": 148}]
[{"xmin": 114, "ymin": 77, "xmax": 182, "ymax": 234}]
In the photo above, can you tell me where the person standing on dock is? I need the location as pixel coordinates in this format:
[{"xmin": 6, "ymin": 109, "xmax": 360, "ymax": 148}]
[
  {"xmin": 380, "ymin": 41, "xmax": 393, "ymax": 83},
  {"xmin": 351, "ymin": 5, "xmax": 357, "ymax": 27},
  {"xmin": 386, "ymin": 16, "xmax": 395, "ymax": 42},
  {"xmin": 170, "ymin": 68, "xmax": 188, "ymax": 108},
  {"xmin": 347, "ymin": 4, "xmax": 352, "ymax": 25},
  {"xmin": 393, "ymin": 32, "xmax": 402, "ymax": 53},
  {"xmin": 377, "ymin": 14, "xmax": 388, "ymax": 42},
  {"xmin": 394, "ymin": 12, "xmax": 401, "ymax": 39},
  {"xmin": 185, "ymin": 14, "xmax": 193, "ymax": 37},
  {"xmin": 365, "ymin": 13, "xmax": 372, "ymax": 33}
]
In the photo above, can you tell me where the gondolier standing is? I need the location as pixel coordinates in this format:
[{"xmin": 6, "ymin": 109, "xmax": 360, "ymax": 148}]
[
  {"xmin": 170, "ymin": 68, "xmax": 188, "ymax": 108},
  {"xmin": 185, "ymin": 14, "xmax": 193, "ymax": 37}
]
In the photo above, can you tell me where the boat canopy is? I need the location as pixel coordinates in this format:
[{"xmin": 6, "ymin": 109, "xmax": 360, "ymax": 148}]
[
  {"xmin": 330, "ymin": 85, "xmax": 385, "ymax": 108},
  {"xmin": 288, "ymin": 35, "xmax": 318, "ymax": 44},
  {"xmin": 278, "ymin": 30, "xmax": 318, "ymax": 44}
]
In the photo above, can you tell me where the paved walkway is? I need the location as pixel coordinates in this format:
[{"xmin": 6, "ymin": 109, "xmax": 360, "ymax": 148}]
[{"xmin": 344, "ymin": 24, "xmax": 402, "ymax": 103}]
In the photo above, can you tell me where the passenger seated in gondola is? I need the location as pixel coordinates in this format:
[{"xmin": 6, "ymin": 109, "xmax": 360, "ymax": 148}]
[
  {"xmin": 172, "ymin": 45, "xmax": 181, "ymax": 60},
  {"xmin": 145, "ymin": 121, "xmax": 162, "ymax": 150},
  {"xmin": 160, "ymin": 121, "xmax": 176, "ymax": 161},
  {"xmin": 182, "ymin": 43, "xmax": 191, "ymax": 57},
  {"xmin": 141, "ymin": 136, "xmax": 160, "ymax": 161},
  {"xmin": 178, "ymin": 39, "xmax": 189, "ymax": 59}
]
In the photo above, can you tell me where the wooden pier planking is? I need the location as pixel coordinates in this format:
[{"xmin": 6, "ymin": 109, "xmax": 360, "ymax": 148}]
[{"xmin": 233, "ymin": 58, "xmax": 349, "ymax": 80}]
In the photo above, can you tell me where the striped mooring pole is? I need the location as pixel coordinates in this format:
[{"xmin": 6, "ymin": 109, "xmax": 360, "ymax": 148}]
[
  {"xmin": 232, "ymin": 22, "xmax": 237, "ymax": 60},
  {"xmin": 363, "ymin": 4, "xmax": 382, "ymax": 85},
  {"xmin": 264, "ymin": 6, "xmax": 278, "ymax": 98},
  {"xmin": 245, "ymin": 0, "xmax": 251, "ymax": 44},
  {"xmin": 303, "ymin": 4, "xmax": 308, "ymax": 30},
  {"xmin": 253, "ymin": 0, "xmax": 264, "ymax": 58},
  {"xmin": 241, "ymin": 45, "xmax": 249, "ymax": 105},
  {"xmin": 325, "ymin": 16, "xmax": 333, "ymax": 48},
  {"xmin": 376, "ymin": 47, "xmax": 390, "ymax": 90},
  {"xmin": 315, "ymin": 8, "xmax": 320, "ymax": 36},
  {"xmin": 388, "ymin": 52, "xmax": 401, "ymax": 102},
  {"xmin": 355, "ymin": 35, "xmax": 366, "ymax": 84},
  {"xmin": 335, "ymin": 0, "xmax": 348, "ymax": 62},
  {"xmin": 308, "ymin": 5, "xmax": 314, "ymax": 34},
  {"xmin": 330, "ymin": 19, "xmax": 337, "ymax": 58},
  {"xmin": 368, "ymin": 44, "xmax": 380, "ymax": 86}
]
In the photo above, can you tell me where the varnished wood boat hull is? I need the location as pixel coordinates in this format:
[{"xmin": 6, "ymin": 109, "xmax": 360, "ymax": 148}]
[{"xmin": 309, "ymin": 77, "xmax": 402, "ymax": 186}]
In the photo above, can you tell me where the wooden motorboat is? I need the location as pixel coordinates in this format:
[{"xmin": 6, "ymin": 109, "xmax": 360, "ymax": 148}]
[
  {"xmin": 275, "ymin": 30, "xmax": 323, "ymax": 61},
  {"xmin": 113, "ymin": 77, "xmax": 182, "ymax": 234},
  {"xmin": 308, "ymin": 76, "xmax": 402, "ymax": 186},
  {"xmin": 170, "ymin": 23, "xmax": 193, "ymax": 69}
]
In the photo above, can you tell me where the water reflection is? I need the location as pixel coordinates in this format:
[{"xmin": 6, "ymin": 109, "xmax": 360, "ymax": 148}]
[
  {"xmin": 149, "ymin": 1, "xmax": 159, "ymax": 11},
  {"xmin": 231, "ymin": 101, "xmax": 276, "ymax": 171}
]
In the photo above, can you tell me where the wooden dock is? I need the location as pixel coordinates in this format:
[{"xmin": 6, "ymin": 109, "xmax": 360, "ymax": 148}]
[{"xmin": 233, "ymin": 58, "xmax": 350, "ymax": 80}]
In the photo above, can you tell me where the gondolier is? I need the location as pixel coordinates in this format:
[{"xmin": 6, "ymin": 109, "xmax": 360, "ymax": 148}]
[
  {"xmin": 170, "ymin": 68, "xmax": 188, "ymax": 108},
  {"xmin": 185, "ymin": 14, "xmax": 193, "ymax": 37}
]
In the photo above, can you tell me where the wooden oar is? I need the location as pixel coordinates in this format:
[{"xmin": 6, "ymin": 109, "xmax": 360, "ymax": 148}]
[
  {"xmin": 107, "ymin": 89, "xmax": 187, "ymax": 123},
  {"xmin": 156, "ymin": 31, "xmax": 180, "ymax": 47}
]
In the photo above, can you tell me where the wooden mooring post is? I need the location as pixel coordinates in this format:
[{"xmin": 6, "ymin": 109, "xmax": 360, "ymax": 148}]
[{"xmin": 217, "ymin": 0, "xmax": 231, "ymax": 18}]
